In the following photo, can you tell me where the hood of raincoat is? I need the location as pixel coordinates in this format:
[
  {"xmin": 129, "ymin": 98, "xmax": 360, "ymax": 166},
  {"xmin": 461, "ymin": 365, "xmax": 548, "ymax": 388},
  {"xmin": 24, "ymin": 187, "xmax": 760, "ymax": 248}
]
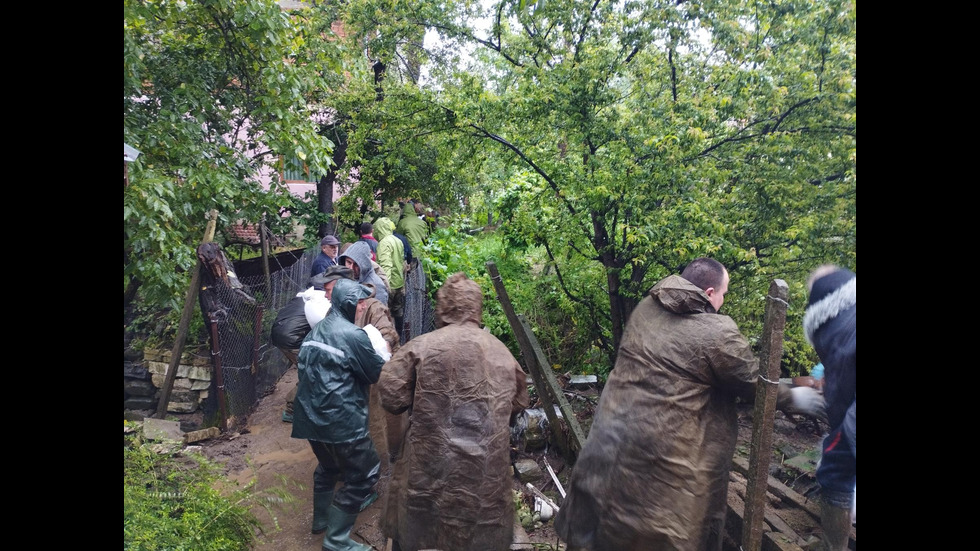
[
  {"xmin": 374, "ymin": 217, "xmax": 395, "ymax": 241},
  {"xmin": 649, "ymin": 274, "xmax": 715, "ymax": 314},
  {"xmin": 338, "ymin": 241, "xmax": 374, "ymax": 278},
  {"xmin": 330, "ymin": 278, "xmax": 371, "ymax": 322},
  {"xmin": 434, "ymin": 272, "xmax": 482, "ymax": 328},
  {"xmin": 339, "ymin": 240, "xmax": 389, "ymax": 305}
]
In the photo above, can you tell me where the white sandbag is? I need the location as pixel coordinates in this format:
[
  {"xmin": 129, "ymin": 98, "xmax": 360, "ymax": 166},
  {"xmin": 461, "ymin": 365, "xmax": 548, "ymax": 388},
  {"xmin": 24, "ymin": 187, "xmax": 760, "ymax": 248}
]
[
  {"xmin": 362, "ymin": 324, "xmax": 391, "ymax": 361},
  {"xmin": 297, "ymin": 287, "xmax": 331, "ymax": 328}
]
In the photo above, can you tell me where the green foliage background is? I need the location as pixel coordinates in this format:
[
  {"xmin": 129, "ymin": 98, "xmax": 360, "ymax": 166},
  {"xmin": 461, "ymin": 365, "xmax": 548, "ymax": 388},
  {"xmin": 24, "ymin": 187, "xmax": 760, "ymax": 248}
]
[{"xmin": 125, "ymin": 0, "xmax": 854, "ymax": 377}]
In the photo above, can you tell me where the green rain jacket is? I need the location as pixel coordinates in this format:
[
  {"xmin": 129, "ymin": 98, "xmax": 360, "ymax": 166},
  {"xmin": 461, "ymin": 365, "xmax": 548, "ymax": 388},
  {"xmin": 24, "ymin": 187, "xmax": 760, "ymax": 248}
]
[
  {"xmin": 374, "ymin": 217, "xmax": 405, "ymax": 291},
  {"xmin": 291, "ymin": 278, "xmax": 387, "ymax": 444},
  {"xmin": 395, "ymin": 203, "xmax": 429, "ymax": 253}
]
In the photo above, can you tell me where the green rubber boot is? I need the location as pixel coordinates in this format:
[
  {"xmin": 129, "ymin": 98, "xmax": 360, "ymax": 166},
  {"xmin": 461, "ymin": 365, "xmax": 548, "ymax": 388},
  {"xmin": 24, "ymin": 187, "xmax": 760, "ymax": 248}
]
[
  {"xmin": 818, "ymin": 500, "xmax": 852, "ymax": 551},
  {"xmin": 321, "ymin": 503, "xmax": 371, "ymax": 551},
  {"xmin": 311, "ymin": 490, "xmax": 334, "ymax": 535}
]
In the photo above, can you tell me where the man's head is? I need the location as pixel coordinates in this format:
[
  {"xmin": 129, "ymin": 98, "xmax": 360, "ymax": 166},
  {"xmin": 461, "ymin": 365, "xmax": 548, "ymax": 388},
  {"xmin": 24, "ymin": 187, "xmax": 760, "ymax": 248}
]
[
  {"xmin": 359, "ymin": 222, "xmax": 374, "ymax": 236},
  {"xmin": 344, "ymin": 256, "xmax": 360, "ymax": 279},
  {"xmin": 320, "ymin": 265, "xmax": 355, "ymax": 300},
  {"xmin": 806, "ymin": 264, "xmax": 841, "ymax": 294},
  {"xmin": 330, "ymin": 278, "xmax": 373, "ymax": 323},
  {"xmin": 338, "ymin": 241, "xmax": 372, "ymax": 281},
  {"xmin": 681, "ymin": 257, "xmax": 729, "ymax": 312},
  {"xmin": 413, "ymin": 202, "xmax": 425, "ymax": 216},
  {"xmin": 320, "ymin": 235, "xmax": 340, "ymax": 258}
]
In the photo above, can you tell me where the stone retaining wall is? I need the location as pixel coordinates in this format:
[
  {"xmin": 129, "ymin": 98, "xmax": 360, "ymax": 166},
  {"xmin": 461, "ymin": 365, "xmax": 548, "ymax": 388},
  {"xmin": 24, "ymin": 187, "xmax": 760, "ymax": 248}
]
[{"xmin": 123, "ymin": 348, "xmax": 213, "ymax": 413}]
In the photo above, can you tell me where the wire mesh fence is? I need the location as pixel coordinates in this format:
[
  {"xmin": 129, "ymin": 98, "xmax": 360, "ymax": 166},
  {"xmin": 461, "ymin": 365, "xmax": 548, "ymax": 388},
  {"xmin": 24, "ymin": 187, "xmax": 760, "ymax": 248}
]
[{"xmin": 197, "ymin": 247, "xmax": 434, "ymax": 427}]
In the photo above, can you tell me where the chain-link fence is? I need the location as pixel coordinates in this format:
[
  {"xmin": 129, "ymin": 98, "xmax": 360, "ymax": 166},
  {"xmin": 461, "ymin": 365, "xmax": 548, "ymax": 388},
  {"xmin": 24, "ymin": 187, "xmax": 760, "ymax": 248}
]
[
  {"xmin": 197, "ymin": 247, "xmax": 434, "ymax": 428},
  {"xmin": 401, "ymin": 260, "xmax": 436, "ymax": 344}
]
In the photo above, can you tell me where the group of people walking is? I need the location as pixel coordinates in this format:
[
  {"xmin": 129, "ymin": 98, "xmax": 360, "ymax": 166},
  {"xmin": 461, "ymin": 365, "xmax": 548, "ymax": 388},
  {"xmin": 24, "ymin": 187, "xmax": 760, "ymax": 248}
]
[{"xmin": 274, "ymin": 207, "xmax": 855, "ymax": 551}]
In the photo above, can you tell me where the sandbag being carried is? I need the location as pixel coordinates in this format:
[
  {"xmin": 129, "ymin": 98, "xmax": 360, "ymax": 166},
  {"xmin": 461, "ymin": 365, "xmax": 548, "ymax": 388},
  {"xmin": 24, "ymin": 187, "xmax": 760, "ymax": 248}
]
[
  {"xmin": 298, "ymin": 286, "xmax": 331, "ymax": 328},
  {"xmin": 270, "ymin": 295, "xmax": 310, "ymax": 350}
]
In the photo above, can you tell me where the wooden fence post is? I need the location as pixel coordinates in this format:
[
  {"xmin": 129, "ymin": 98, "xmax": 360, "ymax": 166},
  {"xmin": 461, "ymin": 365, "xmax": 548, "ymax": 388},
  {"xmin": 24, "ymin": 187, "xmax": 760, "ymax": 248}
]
[{"xmin": 742, "ymin": 279, "xmax": 790, "ymax": 551}]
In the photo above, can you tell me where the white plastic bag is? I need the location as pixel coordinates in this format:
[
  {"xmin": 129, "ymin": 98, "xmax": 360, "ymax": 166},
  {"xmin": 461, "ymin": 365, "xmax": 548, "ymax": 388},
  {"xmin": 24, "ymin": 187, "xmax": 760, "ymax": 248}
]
[
  {"xmin": 297, "ymin": 287, "xmax": 331, "ymax": 328},
  {"xmin": 362, "ymin": 324, "xmax": 391, "ymax": 361}
]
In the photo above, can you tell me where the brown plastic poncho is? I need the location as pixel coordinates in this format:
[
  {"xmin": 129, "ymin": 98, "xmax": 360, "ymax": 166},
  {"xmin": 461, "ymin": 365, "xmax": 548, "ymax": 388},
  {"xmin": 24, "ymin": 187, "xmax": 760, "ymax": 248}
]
[
  {"xmin": 378, "ymin": 272, "xmax": 530, "ymax": 551},
  {"xmin": 554, "ymin": 275, "xmax": 798, "ymax": 551}
]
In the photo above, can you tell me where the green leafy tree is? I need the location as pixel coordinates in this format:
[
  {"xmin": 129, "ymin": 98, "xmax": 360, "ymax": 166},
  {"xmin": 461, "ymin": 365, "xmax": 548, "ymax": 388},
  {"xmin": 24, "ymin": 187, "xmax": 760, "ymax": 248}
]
[
  {"xmin": 335, "ymin": 0, "xmax": 855, "ymax": 373},
  {"xmin": 124, "ymin": 0, "xmax": 347, "ymax": 330}
]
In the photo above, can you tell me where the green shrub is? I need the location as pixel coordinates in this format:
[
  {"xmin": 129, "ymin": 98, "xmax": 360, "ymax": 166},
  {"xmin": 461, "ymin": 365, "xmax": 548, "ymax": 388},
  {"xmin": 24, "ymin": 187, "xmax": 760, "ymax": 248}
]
[{"xmin": 123, "ymin": 422, "xmax": 293, "ymax": 551}]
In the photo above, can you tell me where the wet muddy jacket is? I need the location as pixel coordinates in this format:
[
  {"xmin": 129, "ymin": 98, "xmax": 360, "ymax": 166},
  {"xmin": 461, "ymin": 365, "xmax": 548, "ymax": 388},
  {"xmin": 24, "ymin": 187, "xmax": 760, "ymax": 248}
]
[
  {"xmin": 378, "ymin": 273, "xmax": 530, "ymax": 551},
  {"xmin": 554, "ymin": 275, "xmax": 797, "ymax": 551},
  {"xmin": 291, "ymin": 278, "xmax": 386, "ymax": 444}
]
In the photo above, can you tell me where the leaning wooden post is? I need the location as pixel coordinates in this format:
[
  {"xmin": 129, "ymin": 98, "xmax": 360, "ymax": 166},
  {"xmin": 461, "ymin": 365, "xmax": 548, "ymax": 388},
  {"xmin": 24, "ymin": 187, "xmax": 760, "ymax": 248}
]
[
  {"xmin": 741, "ymin": 279, "xmax": 789, "ymax": 551},
  {"xmin": 486, "ymin": 261, "xmax": 586, "ymax": 465},
  {"xmin": 153, "ymin": 209, "xmax": 219, "ymax": 419}
]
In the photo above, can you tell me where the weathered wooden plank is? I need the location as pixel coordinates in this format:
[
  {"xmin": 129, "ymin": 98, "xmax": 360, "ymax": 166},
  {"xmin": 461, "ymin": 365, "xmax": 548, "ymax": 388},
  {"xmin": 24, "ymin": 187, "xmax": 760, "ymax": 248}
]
[
  {"xmin": 487, "ymin": 261, "xmax": 570, "ymax": 461},
  {"xmin": 732, "ymin": 455, "xmax": 856, "ymax": 547},
  {"xmin": 517, "ymin": 314, "xmax": 587, "ymax": 456},
  {"xmin": 727, "ymin": 493, "xmax": 805, "ymax": 551},
  {"xmin": 487, "ymin": 261, "xmax": 587, "ymax": 464},
  {"xmin": 155, "ymin": 209, "xmax": 218, "ymax": 419}
]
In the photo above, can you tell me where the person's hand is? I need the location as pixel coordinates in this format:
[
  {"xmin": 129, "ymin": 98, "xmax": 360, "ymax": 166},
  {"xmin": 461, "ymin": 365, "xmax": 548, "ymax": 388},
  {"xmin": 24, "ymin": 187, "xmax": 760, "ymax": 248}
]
[{"xmin": 789, "ymin": 386, "xmax": 827, "ymax": 422}]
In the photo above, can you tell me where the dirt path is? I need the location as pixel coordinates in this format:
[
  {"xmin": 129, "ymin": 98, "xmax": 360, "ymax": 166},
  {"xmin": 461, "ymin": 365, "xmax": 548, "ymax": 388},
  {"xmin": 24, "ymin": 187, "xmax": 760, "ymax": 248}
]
[{"xmin": 200, "ymin": 366, "xmax": 390, "ymax": 551}]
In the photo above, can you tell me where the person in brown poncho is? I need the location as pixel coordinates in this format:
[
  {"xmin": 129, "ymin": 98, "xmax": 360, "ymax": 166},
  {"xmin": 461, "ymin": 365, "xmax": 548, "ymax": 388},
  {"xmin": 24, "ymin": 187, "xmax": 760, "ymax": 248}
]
[
  {"xmin": 555, "ymin": 258, "xmax": 826, "ymax": 551},
  {"xmin": 378, "ymin": 272, "xmax": 530, "ymax": 551}
]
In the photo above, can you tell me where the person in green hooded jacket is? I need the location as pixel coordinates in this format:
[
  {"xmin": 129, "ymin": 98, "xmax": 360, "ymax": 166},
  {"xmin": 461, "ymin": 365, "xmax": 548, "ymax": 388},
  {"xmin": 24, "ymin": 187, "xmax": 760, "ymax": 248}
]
[
  {"xmin": 395, "ymin": 199, "xmax": 429, "ymax": 254},
  {"xmin": 291, "ymin": 277, "xmax": 390, "ymax": 551},
  {"xmin": 373, "ymin": 216, "xmax": 406, "ymax": 336}
]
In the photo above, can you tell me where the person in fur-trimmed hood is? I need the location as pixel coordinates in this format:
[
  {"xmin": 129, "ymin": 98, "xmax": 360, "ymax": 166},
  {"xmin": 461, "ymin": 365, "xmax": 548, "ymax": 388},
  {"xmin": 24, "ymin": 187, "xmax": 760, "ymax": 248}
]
[{"xmin": 803, "ymin": 265, "xmax": 856, "ymax": 551}]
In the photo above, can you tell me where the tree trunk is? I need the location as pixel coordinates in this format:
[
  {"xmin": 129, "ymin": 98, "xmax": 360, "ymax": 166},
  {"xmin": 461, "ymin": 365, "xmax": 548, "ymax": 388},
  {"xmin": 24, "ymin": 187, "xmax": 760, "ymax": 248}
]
[{"xmin": 317, "ymin": 125, "xmax": 348, "ymax": 239}]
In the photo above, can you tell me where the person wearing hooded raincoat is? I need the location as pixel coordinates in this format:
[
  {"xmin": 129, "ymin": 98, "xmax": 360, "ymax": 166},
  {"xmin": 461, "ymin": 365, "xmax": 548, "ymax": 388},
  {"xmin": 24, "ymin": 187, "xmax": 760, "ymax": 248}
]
[
  {"xmin": 339, "ymin": 240, "xmax": 389, "ymax": 307},
  {"xmin": 291, "ymin": 277, "xmax": 388, "ymax": 551},
  {"xmin": 554, "ymin": 258, "xmax": 825, "ymax": 551},
  {"xmin": 803, "ymin": 265, "xmax": 856, "ymax": 550},
  {"xmin": 395, "ymin": 200, "xmax": 429, "ymax": 254},
  {"xmin": 378, "ymin": 272, "xmax": 530, "ymax": 551},
  {"xmin": 374, "ymin": 216, "xmax": 407, "ymax": 336}
]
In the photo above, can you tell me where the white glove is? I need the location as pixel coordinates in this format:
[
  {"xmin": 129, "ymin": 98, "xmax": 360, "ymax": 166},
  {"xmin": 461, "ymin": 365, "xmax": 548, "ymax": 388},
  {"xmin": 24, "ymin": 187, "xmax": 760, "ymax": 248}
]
[
  {"xmin": 789, "ymin": 386, "xmax": 826, "ymax": 417},
  {"xmin": 362, "ymin": 324, "xmax": 391, "ymax": 361}
]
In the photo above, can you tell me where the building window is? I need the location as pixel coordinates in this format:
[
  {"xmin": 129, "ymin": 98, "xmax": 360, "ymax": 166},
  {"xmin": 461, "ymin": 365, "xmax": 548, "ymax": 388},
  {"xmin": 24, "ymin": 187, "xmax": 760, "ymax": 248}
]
[{"xmin": 281, "ymin": 153, "xmax": 311, "ymax": 183}]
